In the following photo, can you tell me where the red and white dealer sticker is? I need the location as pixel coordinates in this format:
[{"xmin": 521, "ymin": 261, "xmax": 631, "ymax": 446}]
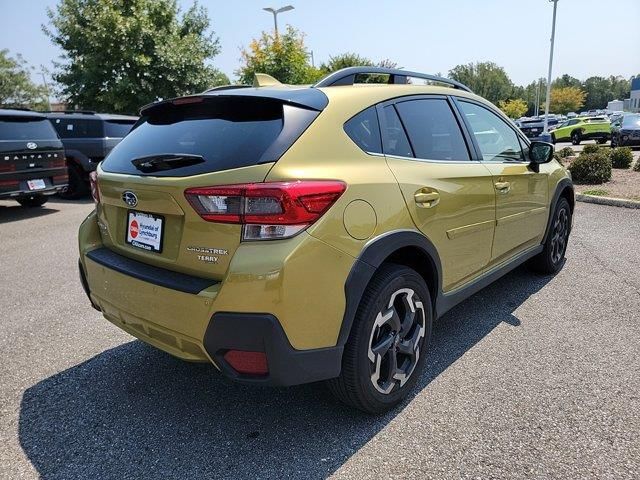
[{"xmin": 125, "ymin": 211, "xmax": 163, "ymax": 252}]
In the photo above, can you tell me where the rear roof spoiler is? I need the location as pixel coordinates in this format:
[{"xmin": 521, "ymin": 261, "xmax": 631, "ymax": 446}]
[{"xmin": 140, "ymin": 87, "xmax": 329, "ymax": 116}]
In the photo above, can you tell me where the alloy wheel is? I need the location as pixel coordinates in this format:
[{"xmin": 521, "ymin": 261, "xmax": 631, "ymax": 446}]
[
  {"xmin": 550, "ymin": 207, "xmax": 569, "ymax": 264},
  {"xmin": 367, "ymin": 288, "xmax": 426, "ymax": 394}
]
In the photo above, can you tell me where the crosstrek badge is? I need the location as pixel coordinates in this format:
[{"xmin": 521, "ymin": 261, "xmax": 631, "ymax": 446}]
[{"xmin": 125, "ymin": 211, "xmax": 164, "ymax": 252}]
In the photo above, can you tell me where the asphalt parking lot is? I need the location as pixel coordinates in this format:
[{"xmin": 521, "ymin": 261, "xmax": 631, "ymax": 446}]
[{"xmin": 1, "ymin": 196, "xmax": 639, "ymax": 479}]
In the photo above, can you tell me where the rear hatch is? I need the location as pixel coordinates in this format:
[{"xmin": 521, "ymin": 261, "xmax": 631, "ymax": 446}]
[
  {"xmin": 0, "ymin": 113, "xmax": 66, "ymax": 194},
  {"xmin": 96, "ymin": 92, "xmax": 324, "ymax": 279}
]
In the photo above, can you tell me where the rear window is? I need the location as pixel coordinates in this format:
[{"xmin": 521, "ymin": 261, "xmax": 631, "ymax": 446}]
[
  {"xmin": 0, "ymin": 117, "xmax": 59, "ymax": 141},
  {"xmin": 101, "ymin": 97, "xmax": 317, "ymax": 177},
  {"xmin": 104, "ymin": 120, "xmax": 136, "ymax": 138},
  {"xmin": 51, "ymin": 117, "xmax": 103, "ymax": 138}
]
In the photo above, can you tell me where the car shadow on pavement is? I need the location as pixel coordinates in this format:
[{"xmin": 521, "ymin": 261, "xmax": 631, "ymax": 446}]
[
  {"xmin": 0, "ymin": 204, "xmax": 59, "ymax": 224},
  {"xmin": 18, "ymin": 266, "xmax": 552, "ymax": 480}
]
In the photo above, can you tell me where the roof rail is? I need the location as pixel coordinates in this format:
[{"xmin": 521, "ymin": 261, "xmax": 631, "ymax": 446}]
[
  {"xmin": 313, "ymin": 66, "xmax": 472, "ymax": 92},
  {"xmin": 42, "ymin": 110, "xmax": 96, "ymax": 115}
]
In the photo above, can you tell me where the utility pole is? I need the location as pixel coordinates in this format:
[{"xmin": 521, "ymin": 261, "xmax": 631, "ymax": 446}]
[
  {"xmin": 542, "ymin": 0, "xmax": 559, "ymax": 139},
  {"xmin": 40, "ymin": 70, "xmax": 52, "ymax": 111}
]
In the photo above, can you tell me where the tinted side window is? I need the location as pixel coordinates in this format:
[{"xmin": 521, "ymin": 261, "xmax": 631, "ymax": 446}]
[
  {"xmin": 395, "ymin": 99, "xmax": 470, "ymax": 161},
  {"xmin": 458, "ymin": 101, "xmax": 523, "ymax": 162},
  {"xmin": 51, "ymin": 118, "xmax": 103, "ymax": 138},
  {"xmin": 104, "ymin": 120, "xmax": 136, "ymax": 138},
  {"xmin": 344, "ymin": 106, "xmax": 382, "ymax": 154},
  {"xmin": 382, "ymin": 106, "xmax": 413, "ymax": 157}
]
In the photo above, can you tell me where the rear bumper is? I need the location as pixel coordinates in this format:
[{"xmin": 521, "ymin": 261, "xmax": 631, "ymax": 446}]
[
  {"xmin": 78, "ymin": 211, "xmax": 350, "ymax": 386},
  {"xmin": 78, "ymin": 254, "xmax": 342, "ymax": 385}
]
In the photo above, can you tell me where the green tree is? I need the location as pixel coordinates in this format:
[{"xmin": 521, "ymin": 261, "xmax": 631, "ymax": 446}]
[
  {"xmin": 0, "ymin": 50, "xmax": 48, "ymax": 109},
  {"xmin": 548, "ymin": 86, "xmax": 586, "ymax": 114},
  {"xmin": 237, "ymin": 26, "xmax": 319, "ymax": 85},
  {"xmin": 448, "ymin": 61, "xmax": 514, "ymax": 104},
  {"xmin": 552, "ymin": 74, "xmax": 582, "ymax": 89},
  {"xmin": 44, "ymin": 0, "xmax": 227, "ymax": 114},
  {"xmin": 582, "ymin": 76, "xmax": 631, "ymax": 110},
  {"xmin": 320, "ymin": 52, "xmax": 374, "ymax": 73},
  {"xmin": 498, "ymin": 98, "xmax": 528, "ymax": 118}
]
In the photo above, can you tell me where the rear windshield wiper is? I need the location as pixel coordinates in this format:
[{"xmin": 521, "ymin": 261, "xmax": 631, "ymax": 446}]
[{"xmin": 131, "ymin": 153, "xmax": 205, "ymax": 173}]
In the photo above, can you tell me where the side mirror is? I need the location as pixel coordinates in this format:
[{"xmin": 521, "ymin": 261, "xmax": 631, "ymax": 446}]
[{"xmin": 529, "ymin": 141, "xmax": 554, "ymax": 168}]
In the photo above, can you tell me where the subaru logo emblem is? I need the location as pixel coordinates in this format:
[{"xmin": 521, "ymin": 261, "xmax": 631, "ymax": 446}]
[
  {"xmin": 122, "ymin": 191, "xmax": 138, "ymax": 208},
  {"xmin": 26, "ymin": 142, "xmax": 37, "ymax": 150}
]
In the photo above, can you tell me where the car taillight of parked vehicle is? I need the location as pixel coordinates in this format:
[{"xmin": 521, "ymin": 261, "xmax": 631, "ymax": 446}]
[
  {"xmin": 185, "ymin": 180, "xmax": 346, "ymax": 241},
  {"xmin": 89, "ymin": 171, "xmax": 100, "ymax": 203}
]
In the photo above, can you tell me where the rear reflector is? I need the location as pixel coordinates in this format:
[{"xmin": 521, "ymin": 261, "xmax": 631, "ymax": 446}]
[
  {"xmin": 223, "ymin": 350, "xmax": 269, "ymax": 376},
  {"xmin": 185, "ymin": 180, "xmax": 346, "ymax": 240},
  {"xmin": 89, "ymin": 171, "xmax": 100, "ymax": 203}
]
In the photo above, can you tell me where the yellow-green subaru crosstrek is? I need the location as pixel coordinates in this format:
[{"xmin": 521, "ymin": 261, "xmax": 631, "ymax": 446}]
[{"xmin": 78, "ymin": 67, "xmax": 574, "ymax": 413}]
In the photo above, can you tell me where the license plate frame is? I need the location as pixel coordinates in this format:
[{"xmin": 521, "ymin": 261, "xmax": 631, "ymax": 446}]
[{"xmin": 125, "ymin": 210, "xmax": 165, "ymax": 253}]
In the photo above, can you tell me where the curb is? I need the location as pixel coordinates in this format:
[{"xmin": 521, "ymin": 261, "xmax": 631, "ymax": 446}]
[{"xmin": 576, "ymin": 193, "xmax": 640, "ymax": 209}]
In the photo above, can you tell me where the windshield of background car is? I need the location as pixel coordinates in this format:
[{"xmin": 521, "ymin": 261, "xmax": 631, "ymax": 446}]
[
  {"xmin": 622, "ymin": 115, "xmax": 640, "ymax": 127},
  {"xmin": 0, "ymin": 116, "xmax": 59, "ymax": 141}
]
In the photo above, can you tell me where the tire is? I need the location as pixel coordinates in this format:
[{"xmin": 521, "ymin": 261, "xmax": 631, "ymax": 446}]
[
  {"xmin": 550, "ymin": 133, "xmax": 556, "ymax": 144},
  {"xmin": 58, "ymin": 162, "xmax": 89, "ymax": 199},
  {"xmin": 610, "ymin": 135, "xmax": 618, "ymax": 148},
  {"xmin": 571, "ymin": 131, "xmax": 581, "ymax": 145},
  {"xmin": 327, "ymin": 264, "xmax": 433, "ymax": 414},
  {"xmin": 528, "ymin": 197, "xmax": 571, "ymax": 274},
  {"xmin": 16, "ymin": 195, "xmax": 48, "ymax": 208}
]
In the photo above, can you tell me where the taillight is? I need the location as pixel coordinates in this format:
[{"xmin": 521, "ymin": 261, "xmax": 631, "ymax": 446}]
[
  {"xmin": 89, "ymin": 171, "xmax": 100, "ymax": 203},
  {"xmin": 185, "ymin": 180, "xmax": 346, "ymax": 241}
]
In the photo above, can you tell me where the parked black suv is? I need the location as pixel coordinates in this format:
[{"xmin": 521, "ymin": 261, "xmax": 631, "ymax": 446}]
[
  {"xmin": 517, "ymin": 116, "xmax": 561, "ymax": 140},
  {"xmin": 0, "ymin": 109, "xmax": 68, "ymax": 207},
  {"xmin": 45, "ymin": 111, "xmax": 137, "ymax": 197}
]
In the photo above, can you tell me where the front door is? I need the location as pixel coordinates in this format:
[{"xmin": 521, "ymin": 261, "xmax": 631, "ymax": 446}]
[
  {"xmin": 380, "ymin": 97, "xmax": 496, "ymax": 292},
  {"xmin": 455, "ymin": 100, "xmax": 548, "ymax": 265}
]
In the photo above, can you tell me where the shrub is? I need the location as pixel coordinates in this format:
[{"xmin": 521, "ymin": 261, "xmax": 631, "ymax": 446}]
[
  {"xmin": 634, "ymin": 159, "xmax": 640, "ymax": 172},
  {"xmin": 610, "ymin": 147, "xmax": 634, "ymax": 169},
  {"xmin": 582, "ymin": 189, "xmax": 609, "ymax": 197},
  {"xmin": 568, "ymin": 152, "xmax": 612, "ymax": 184},
  {"xmin": 558, "ymin": 146, "xmax": 575, "ymax": 158},
  {"xmin": 582, "ymin": 144, "xmax": 601, "ymax": 154}
]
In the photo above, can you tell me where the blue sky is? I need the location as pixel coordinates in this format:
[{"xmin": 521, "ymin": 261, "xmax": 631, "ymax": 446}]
[{"xmin": 1, "ymin": 0, "xmax": 639, "ymax": 89}]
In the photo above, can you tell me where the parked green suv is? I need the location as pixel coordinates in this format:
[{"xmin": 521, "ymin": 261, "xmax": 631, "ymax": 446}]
[
  {"xmin": 78, "ymin": 67, "xmax": 574, "ymax": 413},
  {"xmin": 550, "ymin": 116, "xmax": 610, "ymax": 145}
]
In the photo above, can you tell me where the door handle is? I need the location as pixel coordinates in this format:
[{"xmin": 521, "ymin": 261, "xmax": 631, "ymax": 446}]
[
  {"xmin": 414, "ymin": 190, "xmax": 440, "ymax": 208},
  {"xmin": 494, "ymin": 181, "xmax": 511, "ymax": 193}
]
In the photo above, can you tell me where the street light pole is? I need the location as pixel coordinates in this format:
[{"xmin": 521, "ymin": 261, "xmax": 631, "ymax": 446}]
[
  {"xmin": 262, "ymin": 5, "xmax": 294, "ymax": 36},
  {"xmin": 542, "ymin": 0, "xmax": 559, "ymax": 137}
]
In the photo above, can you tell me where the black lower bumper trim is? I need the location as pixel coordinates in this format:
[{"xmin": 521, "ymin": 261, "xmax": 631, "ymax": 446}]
[
  {"xmin": 85, "ymin": 247, "xmax": 218, "ymax": 294},
  {"xmin": 204, "ymin": 312, "xmax": 342, "ymax": 386}
]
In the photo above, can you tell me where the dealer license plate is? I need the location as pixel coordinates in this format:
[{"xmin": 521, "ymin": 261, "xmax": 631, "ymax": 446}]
[{"xmin": 27, "ymin": 179, "xmax": 46, "ymax": 190}]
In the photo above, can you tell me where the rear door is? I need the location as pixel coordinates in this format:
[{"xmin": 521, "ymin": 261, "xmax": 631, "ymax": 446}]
[
  {"xmin": 455, "ymin": 99, "xmax": 548, "ymax": 265},
  {"xmin": 380, "ymin": 96, "xmax": 496, "ymax": 292},
  {"xmin": 96, "ymin": 95, "xmax": 320, "ymax": 280}
]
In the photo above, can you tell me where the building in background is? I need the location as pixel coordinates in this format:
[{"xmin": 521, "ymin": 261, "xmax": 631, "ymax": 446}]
[{"xmin": 624, "ymin": 78, "xmax": 640, "ymax": 112}]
